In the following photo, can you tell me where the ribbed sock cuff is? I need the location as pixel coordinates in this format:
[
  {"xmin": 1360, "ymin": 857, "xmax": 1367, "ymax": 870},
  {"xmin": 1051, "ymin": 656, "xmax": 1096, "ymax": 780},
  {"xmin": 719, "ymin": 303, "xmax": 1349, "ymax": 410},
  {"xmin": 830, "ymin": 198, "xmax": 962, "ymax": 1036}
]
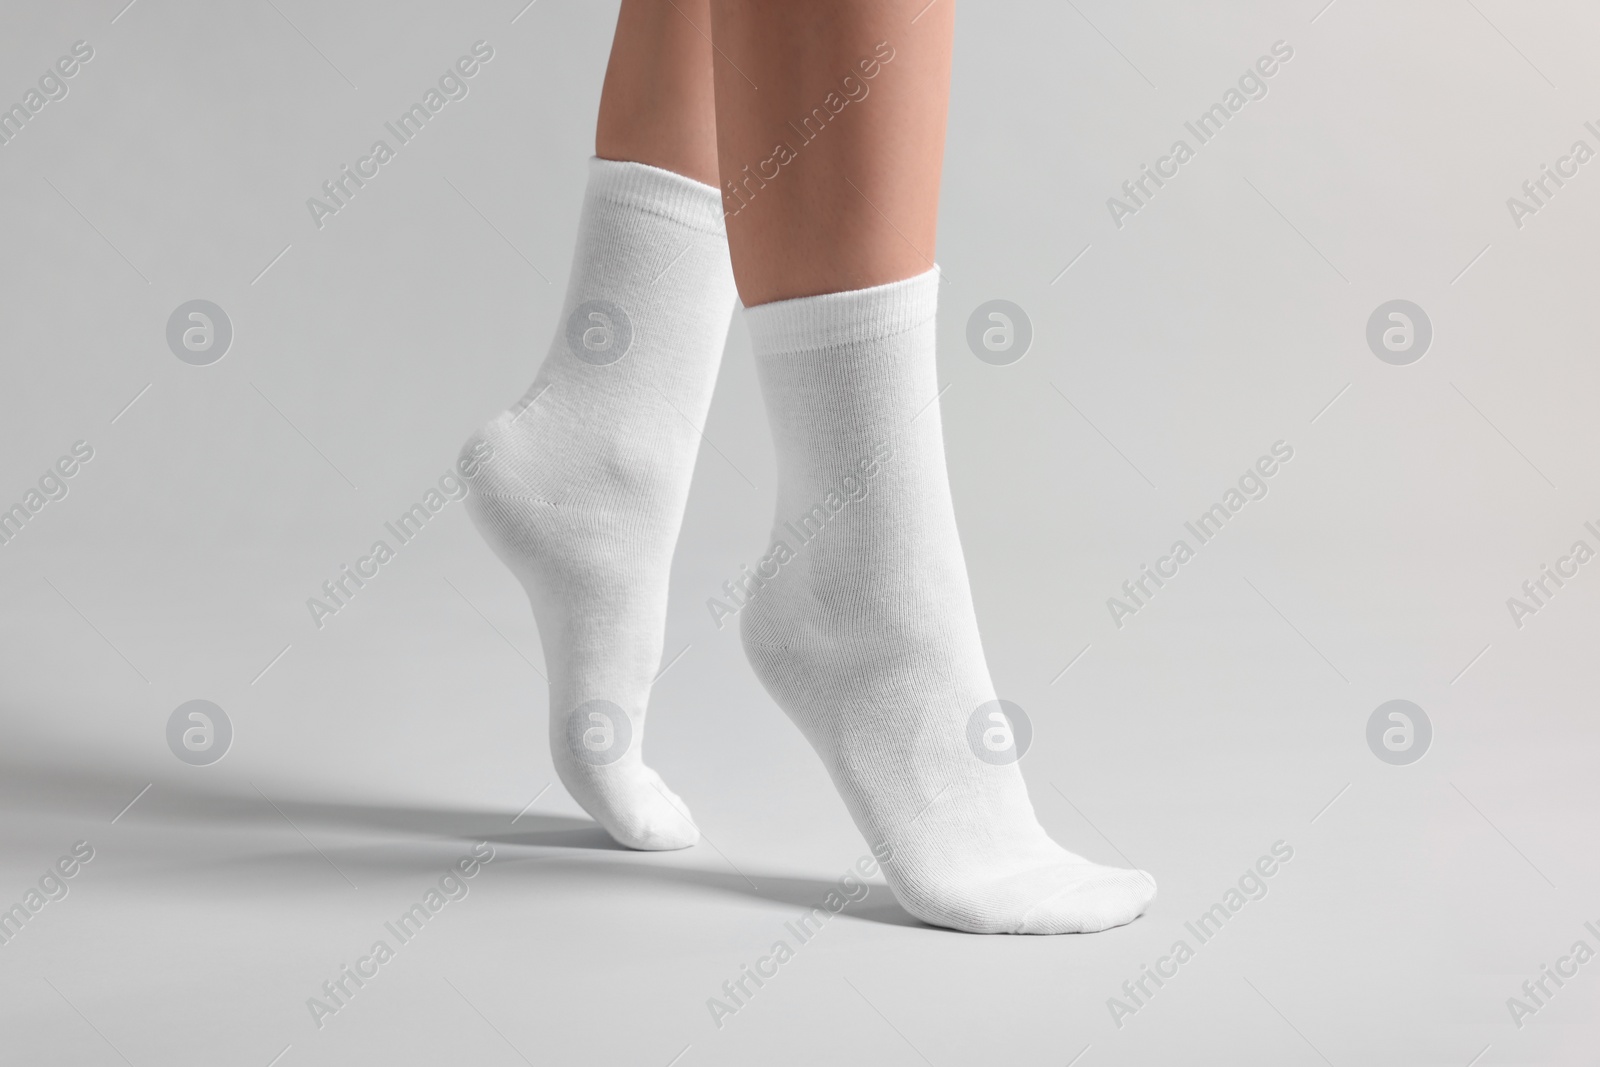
[
  {"xmin": 743, "ymin": 268, "xmax": 941, "ymax": 356},
  {"xmin": 588, "ymin": 156, "xmax": 727, "ymax": 235}
]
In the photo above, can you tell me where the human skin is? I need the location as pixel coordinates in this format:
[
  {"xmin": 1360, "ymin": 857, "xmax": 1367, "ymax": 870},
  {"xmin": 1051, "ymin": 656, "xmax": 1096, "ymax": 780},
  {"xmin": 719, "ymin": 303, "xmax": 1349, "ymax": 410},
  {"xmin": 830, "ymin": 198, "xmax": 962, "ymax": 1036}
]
[
  {"xmin": 596, "ymin": 0, "xmax": 721, "ymax": 187},
  {"xmin": 597, "ymin": 0, "xmax": 955, "ymax": 306}
]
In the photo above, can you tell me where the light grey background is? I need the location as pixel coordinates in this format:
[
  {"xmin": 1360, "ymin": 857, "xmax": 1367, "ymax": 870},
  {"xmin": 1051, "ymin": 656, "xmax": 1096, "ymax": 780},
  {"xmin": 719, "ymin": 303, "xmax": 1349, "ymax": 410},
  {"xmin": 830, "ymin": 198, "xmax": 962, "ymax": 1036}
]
[{"xmin": 2, "ymin": 0, "xmax": 1597, "ymax": 1064}]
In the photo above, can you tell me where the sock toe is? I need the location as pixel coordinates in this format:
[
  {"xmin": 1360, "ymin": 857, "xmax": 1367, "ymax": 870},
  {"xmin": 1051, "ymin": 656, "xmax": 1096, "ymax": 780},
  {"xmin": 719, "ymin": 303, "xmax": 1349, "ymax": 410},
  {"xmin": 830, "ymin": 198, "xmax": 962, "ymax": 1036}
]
[
  {"xmin": 600, "ymin": 770, "xmax": 700, "ymax": 851},
  {"xmin": 1015, "ymin": 867, "xmax": 1157, "ymax": 935},
  {"xmin": 612, "ymin": 818, "xmax": 699, "ymax": 851}
]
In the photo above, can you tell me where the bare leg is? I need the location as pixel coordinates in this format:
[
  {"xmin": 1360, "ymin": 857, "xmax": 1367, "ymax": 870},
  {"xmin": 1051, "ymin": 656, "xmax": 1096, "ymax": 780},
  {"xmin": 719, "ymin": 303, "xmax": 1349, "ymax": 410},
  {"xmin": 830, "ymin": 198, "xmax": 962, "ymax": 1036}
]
[
  {"xmin": 709, "ymin": 0, "xmax": 951, "ymax": 304},
  {"xmin": 597, "ymin": 0, "xmax": 719, "ymax": 184}
]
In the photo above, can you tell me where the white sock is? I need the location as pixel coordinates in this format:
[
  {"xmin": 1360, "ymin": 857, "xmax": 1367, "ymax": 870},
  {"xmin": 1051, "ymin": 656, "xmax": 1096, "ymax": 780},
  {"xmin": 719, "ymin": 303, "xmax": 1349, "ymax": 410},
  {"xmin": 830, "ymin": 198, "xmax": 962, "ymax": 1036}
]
[
  {"xmin": 462, "ymin": 158, "xmax": 735, "ymax": 850},
  {"xmin": 740, "ymin": 268, "xmax": 1156, "ymax": 932}
]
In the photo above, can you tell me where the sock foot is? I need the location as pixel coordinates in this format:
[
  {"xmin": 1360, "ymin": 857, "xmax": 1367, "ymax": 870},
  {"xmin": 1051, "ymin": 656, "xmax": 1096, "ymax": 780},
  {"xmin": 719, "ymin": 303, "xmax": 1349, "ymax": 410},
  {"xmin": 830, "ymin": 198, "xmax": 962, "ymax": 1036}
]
[
  {"xmin": 462, "ymin": 158, "xmax": 735, "ymax": 851},
  {"xmin": 740, "ymin": 269, "xmax": 1156, "ymax": 933}
]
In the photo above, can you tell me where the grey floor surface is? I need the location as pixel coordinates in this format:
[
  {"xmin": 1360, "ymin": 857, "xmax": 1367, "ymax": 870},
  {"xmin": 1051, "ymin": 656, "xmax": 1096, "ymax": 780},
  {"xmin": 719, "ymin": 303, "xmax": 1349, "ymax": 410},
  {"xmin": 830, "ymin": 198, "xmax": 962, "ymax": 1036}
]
[{"xmin": 2, "ymin": 1, "xmax": 1597, "ymax": 1064}]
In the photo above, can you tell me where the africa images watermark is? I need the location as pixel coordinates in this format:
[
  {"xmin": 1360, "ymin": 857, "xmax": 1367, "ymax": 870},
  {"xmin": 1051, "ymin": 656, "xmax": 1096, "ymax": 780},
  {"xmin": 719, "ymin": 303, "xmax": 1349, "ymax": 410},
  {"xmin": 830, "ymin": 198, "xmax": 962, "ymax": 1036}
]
[
  {"xmin": 1505, "ymin": 120, "xmax": 1600, "ymax": 230},
  {"xmin": 1506, "ymin": 919, "xmax": 1600, "ymax": 1030},
  {"xmin": 705, "ymin": 441, "xmax": 893, "ymax": 630},
  {"xmin": 705, "ymin": 845, "xmax": 893, "ymax": 1030},
  {"xmin": 306, "ymin": 841, "xmax": 496, "ymax": 1029},
  {"xmin": 1106, "ymin": 440, "xmax": 1295, "ymax": 628},
  {"xmin": 0, "ymin": 840, "xmax": 96, "ymax": 949},
  {"xmin": 305, "ymin": 41, "xmax": 495, "ymax": 230},
  {"xmin": 0, "ymin": 440, "xmax": 95, "ymax": 549},
  {"xmin": 305, "ymin": 439, "xmax": 493, "ymax": 629},
  {"xmin": 1107, "ymin": 840, "xmax": 1295, "ymax": 1029},
  {"xmin": 719, "ymin": 41, "xmax": 896, "ymax": 220},
  {"xmin": 1504, "ymin": 517, "xmax": 1600, "ymax": 629},
  {"xmin": 1106, "ymin": 40, "xmax": 1296, "ymax": 229},
  {"xmin": 0, "ymin": 40, "xmax": 95, "ymax": 148}
]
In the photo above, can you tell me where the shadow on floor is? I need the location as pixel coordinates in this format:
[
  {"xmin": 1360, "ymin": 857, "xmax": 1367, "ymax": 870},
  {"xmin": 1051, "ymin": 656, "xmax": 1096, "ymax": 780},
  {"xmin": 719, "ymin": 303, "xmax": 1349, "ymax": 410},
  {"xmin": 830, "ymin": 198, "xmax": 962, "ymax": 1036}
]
[{"xmin": 0, "ymin": 755, "xmax": 926, "ymax": 928}]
